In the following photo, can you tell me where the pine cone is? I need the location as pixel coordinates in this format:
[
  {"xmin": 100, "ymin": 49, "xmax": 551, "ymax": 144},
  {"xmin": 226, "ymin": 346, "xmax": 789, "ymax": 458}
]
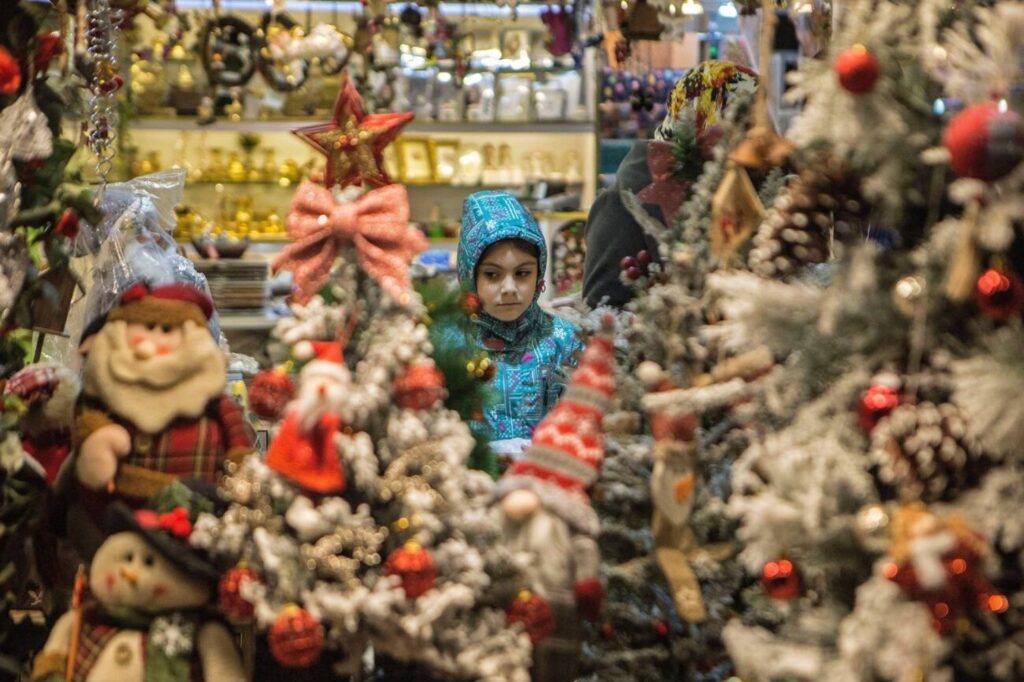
[
  {"xmin": 748, "ymin": 164, "xmax": 866, "ymax": 278},
  {"xmin": 871, "ymin": 401, "xmax": 995, "ymax": 503}
]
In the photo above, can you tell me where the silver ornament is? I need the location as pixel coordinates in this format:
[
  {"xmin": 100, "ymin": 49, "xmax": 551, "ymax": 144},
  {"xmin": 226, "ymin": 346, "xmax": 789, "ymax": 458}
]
[
  {"xmin": 0, "ymin": 152, "xmax": 20, "ymax": 230},
  {"xmin": 0, "ymin": 232, "xmax": 29, "ymax": 324},
  {"xmin": 892, "ymin": 275, "xmax": 926, "ymax": 317},
  {"xmin": 0, "ymin": 89, "xmax": 54, "ymax": 161}
]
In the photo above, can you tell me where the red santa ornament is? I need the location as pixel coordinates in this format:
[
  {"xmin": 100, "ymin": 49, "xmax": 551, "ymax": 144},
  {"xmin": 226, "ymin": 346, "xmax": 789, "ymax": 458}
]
[{"xmin": 265, "ymin": 341, "xmax": 350, "ymax": 494}]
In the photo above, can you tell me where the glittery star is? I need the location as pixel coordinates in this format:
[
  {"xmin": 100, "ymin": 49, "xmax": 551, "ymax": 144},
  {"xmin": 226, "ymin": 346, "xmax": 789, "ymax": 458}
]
[{"xmin": 293, "ymin": 76, "xmax": 413, "ymax": 189}]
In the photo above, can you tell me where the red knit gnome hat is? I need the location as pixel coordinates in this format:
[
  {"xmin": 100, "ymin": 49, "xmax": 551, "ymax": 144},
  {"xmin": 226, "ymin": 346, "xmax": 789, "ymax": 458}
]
[
  {"xmin": 497, "ymin": 319, "xmax": 616, "ymax": 537},
  {"xmin": 294, "ymin": 340, "xmax": 349, "ymax": 384}
]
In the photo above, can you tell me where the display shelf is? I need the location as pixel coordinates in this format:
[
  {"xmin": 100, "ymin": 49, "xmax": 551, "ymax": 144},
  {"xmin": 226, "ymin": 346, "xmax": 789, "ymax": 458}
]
[
  {"xmin": 183, "ymin": 180, "xmax": 584, "ymax": 189},
  {"xmin": 218, "ymin": 311, "xmax": 281, "ymax": 331},
  {"xmin": 132, "ymin": 118, "xmax": 596, "ymax": 135}
]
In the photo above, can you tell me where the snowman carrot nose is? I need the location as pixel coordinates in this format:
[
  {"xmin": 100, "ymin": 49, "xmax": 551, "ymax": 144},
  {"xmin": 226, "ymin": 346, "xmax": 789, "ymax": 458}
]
[{"xmin": 119, "ymin": 566, "xmax": 139, "ymax": 585}]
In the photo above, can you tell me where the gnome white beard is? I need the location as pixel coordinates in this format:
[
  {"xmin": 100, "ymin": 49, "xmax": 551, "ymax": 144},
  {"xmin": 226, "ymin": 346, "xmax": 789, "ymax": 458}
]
[
  {"xmin": 504, "ymin": 506, "xmax": 573, "ymax": 599},
  {"xmin": 84, "ymin": 320, "xmax": 226, "ymax": 434}
]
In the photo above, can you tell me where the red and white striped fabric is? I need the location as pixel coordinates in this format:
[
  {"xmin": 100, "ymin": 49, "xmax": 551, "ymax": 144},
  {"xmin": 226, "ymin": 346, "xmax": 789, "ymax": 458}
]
[{"xmin": 498, "ymin": 323, "xmax": 617, "ymax": 537}]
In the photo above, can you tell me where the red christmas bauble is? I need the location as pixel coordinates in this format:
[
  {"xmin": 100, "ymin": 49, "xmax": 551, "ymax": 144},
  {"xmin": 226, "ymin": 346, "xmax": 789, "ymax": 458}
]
[
  {"xmin": 599, "ymin": 622, "xmax": 615, "ymax": 640},
  {"xmin": 652, "ymin": 618, "xmax": 669, "ymax": 636},
  {"xmin": 55, "ymin": 209, "xmax": 79, "ymax": 239},
  {"xmin": 974, "ymin": 268, "xmax": 1024, "ymax": 321},
  {"xmin": 249, "ymin": 369, "xmax": 296, "ymax": 420},
  {"xmin": 218, "ymin": 566, "xmax": 260, "ymax": 622},
  {"xmin": 835, "ymin": 45, "xmax": 880, "ymax": 94},
  {"xmin": 35, "ymin": 32, "xmax": 63, "ymax": 74},
  {"xmin": 268, "ymin": 605, "xmax": 324, "ymax": 668},
  {"xmin": 506, "ymin": 589, "xmax": 555, "ymax": 644},
  {"xmin": 761, "ymin": 559, "xmax": 801, "ymax": 601},
  {"xmin": 858, "ymin": 382, "xmax": 902, "ymax": 433},
  {"xmin": 385, "ymin": 542, "xmax": 437, "ymax": 599},
  {"xmin": 393, "ymin": 361, "xmax": 446, "ymax": 411},
  {"xmin": 462, "ymin": 292, "xmax": 482, "ymax": 315},
  {"xmin": 0, "ymin": 47, "xmax": 23, "ymax": 95},
  {"xmin": 944, "ymin": 102, "xmax": 1024, "ymax": 181}
]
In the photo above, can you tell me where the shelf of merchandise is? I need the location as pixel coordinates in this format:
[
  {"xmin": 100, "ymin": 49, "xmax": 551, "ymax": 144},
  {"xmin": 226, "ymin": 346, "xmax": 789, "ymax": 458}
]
[{"xmin": 133, "ymin": 118, "xmax": 597, "ymax": 135}]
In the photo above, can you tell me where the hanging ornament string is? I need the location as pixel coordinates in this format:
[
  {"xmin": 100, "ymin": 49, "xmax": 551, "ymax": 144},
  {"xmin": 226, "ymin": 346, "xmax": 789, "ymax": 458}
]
[
  {"xmin": 85, "ymin": 0, "xmax": 123, "ymax": 198},
  {"xmin": 731, "ymin": 0, "xmax": 793, "ymax": 170}
]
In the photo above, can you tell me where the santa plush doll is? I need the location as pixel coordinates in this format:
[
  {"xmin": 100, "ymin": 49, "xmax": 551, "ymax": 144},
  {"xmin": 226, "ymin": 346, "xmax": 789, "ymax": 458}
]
[
  {"xmin": 265, "ymin": 341, "xmax": 352, "ymax": 494},
  {"xmin": 496, "ymin": 324, "xmax": 615, "ymax": 682},
  {"xmin": 70, "ymin": 283, "xmax": 252, "ymax": 548}
]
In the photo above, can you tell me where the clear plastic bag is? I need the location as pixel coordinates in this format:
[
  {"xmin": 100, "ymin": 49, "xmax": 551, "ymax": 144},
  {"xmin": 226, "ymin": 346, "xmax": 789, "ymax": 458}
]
[{"xmin": 67, "ymin": 170, "xmax": 221, "ymax": 343}]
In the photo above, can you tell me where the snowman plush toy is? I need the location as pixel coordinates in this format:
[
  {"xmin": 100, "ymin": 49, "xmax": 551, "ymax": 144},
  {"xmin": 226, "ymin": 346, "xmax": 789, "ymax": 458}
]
[{"xmin": 30, "ymin": 481, "xmax": 244, "ymax": 682}]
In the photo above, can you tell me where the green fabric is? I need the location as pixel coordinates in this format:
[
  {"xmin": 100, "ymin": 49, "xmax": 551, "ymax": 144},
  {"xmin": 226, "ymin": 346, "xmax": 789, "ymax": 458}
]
[{"xmin": 98, "ymin": 606, "xmax": 199, "ymax": 682}]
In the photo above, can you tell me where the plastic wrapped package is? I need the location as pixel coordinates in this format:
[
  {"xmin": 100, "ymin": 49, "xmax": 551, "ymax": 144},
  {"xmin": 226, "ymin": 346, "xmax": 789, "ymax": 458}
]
[{"xmin": 65, "ymin": 170, "xmax": 221, "ymax": 346}]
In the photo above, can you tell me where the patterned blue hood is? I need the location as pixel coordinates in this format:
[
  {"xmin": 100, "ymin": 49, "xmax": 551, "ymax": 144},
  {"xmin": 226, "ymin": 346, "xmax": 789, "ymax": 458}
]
[
  {"xmin": 458, "ymin": 191, "xmax": 547, "ymax": 295},
  {"xmin": 458, "ymin": 191, "xmax": 548, "ymax": 346}
]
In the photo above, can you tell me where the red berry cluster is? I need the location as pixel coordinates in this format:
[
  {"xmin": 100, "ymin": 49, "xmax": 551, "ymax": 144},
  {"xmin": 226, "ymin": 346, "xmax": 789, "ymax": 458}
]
[{"xmin": 620, "ymin": 250, "xmax": 653, "ymax": 282}]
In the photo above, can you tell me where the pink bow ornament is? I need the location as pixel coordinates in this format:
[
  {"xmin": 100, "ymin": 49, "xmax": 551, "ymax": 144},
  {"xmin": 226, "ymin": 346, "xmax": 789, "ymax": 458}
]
[{"xmin": 273, "ymin": 182, "xmax": 428, "ymax": 304}]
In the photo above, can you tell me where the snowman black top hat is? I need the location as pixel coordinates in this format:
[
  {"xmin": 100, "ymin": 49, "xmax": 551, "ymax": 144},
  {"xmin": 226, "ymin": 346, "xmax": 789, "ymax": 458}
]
[{"xmin": 106, "ymin": 479, "xmax": 225, "ymax": 583}]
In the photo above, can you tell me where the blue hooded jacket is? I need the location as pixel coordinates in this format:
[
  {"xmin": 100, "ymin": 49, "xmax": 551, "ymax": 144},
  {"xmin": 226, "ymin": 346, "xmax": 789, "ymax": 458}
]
[{"xmin": 457, "ymin": 191, "xmax": 584, "ymax": 443}]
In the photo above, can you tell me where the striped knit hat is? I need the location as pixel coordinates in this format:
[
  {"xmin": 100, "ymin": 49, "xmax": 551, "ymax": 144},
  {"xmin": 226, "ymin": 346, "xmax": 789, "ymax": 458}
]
[{"xmin": 497, "ymin": 322, "xmax": 615, "ymax": 536}]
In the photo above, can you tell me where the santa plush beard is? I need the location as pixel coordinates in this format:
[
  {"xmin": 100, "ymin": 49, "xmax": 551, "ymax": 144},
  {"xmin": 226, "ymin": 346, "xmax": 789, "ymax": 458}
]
[
  {"xmin": 503, "ymin": 504, "xmax": 573, "ymax": 598},
  {"xmin": 289, "ymin": 365, "xmax": 353, "ymax": 433},
  {"xmin": 83, "ymin": 319, "xmax": 227, "ymax": 434}
]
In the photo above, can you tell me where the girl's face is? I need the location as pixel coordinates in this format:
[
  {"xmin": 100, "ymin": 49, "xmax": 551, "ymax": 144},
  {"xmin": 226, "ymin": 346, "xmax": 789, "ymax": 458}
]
[{"xmin": 475, "ymin": 241, "xmax": 539, "ymax": 322}]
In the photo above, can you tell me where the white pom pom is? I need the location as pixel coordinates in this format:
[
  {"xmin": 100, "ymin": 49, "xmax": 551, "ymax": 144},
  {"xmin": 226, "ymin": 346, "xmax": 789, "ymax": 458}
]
[
  {"xmin": 636, "ymin": 361, "xmax": 666, "ymax": 389},
  {"xmin": 293, "ymin": 340, "xmax": 314, "ymax": 361}
]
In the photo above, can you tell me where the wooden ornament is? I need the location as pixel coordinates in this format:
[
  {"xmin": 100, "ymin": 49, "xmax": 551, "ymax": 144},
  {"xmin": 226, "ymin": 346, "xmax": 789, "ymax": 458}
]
[{"xmin": 710, "ymin": 163, "xmax": 765, "ymax": 259}]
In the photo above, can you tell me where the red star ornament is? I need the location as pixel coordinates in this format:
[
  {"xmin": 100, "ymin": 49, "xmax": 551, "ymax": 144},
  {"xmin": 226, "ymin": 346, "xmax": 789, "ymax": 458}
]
[{"xmin": 293, "ymin": 76, "xmax": 413, "ymax": 189}]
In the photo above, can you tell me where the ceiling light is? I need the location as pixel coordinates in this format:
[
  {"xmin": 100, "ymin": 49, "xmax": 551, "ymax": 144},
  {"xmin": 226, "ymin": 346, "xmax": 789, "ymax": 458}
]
[
  {"xmin": 718, "ymin": 3, "xmax": 738, "ymax": 18},
  {"xmin": 681, "ymin": 0, "xmax": 704, "ymax": 15}
]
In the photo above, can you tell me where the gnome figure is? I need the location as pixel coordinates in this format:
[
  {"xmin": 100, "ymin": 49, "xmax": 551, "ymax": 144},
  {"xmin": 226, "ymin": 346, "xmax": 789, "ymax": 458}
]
[
  {"xmin": 30, "ymin": 481, "xmax": 245, "ymax": 682},
  {"xmin": 265, "ymin": 341, "xmax": 353, "ymax": 494},
  {"xmin": 69, "ymin": 283, "xmax": 252, "ymax": 555},
  {"xmin": 3, "ymin": 363, "xmax": 80, "ymax": 484},
  {"xmin": 496, "ymin": 326, "xmax": 616, "ymax": 681}
]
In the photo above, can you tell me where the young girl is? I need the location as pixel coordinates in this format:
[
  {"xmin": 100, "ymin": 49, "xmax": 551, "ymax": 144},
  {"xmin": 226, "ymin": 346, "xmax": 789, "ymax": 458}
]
[{"xmin": 458, "ymin": 191, "xmax": 584, "ymax": 453}]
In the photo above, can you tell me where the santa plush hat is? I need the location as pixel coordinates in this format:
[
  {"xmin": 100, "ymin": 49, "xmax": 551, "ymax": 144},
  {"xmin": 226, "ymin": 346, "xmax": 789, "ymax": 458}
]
[
  {"xmin": 293, "ymin": 340, "xmax": 350, "ymax": 384},
  {"xmin": 108, "ymin": 282, "xmax": 215, "ymax": 328},
  {"xmin": 496, "ymin": 323, "xmax": 616, "ymax": 537}
]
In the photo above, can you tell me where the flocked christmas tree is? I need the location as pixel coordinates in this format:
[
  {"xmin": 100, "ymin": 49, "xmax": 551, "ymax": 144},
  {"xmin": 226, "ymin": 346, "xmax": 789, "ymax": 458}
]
[
  {"xmin": 580, "ymin": 53, "xmax": 788, "ymax": 680},
  {"xmin": 687, "ymin": 1, "xmax": 1024, "ymax": 680},
  {"xmin": 188, "ymin": 80, "xmax": 532, "ymax": 681}
]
